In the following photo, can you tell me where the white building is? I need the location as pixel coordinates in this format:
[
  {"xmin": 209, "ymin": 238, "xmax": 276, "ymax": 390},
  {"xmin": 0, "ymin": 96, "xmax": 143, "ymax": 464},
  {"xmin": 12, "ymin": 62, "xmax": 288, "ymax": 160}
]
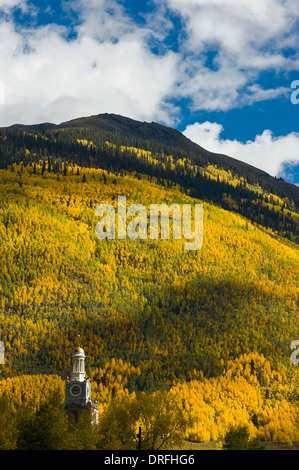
[{"xmin": 65, "ymin": 346, "xmax": 98, "ymax": 425}]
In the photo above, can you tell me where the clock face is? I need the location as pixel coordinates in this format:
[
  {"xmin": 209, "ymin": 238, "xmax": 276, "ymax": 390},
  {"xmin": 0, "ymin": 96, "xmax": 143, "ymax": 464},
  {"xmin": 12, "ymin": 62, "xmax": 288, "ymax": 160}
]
[{"xmin": 70, "ymin": 384, "xmax": 82, "ymax": 396}]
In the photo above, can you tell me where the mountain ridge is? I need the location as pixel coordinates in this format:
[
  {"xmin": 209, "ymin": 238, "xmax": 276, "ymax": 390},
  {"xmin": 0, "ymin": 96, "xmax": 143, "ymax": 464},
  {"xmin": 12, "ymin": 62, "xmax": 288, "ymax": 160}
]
[{"xmin": 3, "ymin": 112, "xmax": 299, "ymax": 202}]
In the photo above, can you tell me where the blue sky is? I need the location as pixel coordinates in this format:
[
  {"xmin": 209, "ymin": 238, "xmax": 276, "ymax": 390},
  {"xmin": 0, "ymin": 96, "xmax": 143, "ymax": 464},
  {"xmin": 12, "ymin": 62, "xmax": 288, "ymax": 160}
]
[{"xmin": 0, "ymin": 0, "xmax": 299, "ymax": 183}]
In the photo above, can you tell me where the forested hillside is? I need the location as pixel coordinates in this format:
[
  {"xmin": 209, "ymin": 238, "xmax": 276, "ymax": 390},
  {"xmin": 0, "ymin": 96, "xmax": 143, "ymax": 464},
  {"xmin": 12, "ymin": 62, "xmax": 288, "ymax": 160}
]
[
  {"xmin": 0, "ymin": 123, "xmax": 298, "ymax": 446},
  {"xmin": 0, "ymin": 121, "xmax": 298, "ymax": 243}
]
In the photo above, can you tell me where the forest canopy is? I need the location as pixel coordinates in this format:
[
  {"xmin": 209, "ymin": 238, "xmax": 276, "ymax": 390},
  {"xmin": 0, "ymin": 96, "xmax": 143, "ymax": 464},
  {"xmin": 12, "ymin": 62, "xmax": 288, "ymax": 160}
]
[{"xmin": 0, "ymin": 128, "xmax": 298, "ymax": 446}]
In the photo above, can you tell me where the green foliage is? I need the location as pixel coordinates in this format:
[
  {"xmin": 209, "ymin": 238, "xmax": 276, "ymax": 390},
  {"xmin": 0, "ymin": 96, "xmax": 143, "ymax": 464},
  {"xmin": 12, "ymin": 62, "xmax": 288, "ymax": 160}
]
[
  {"xmin": 0, "ymin": 163, "xmax": 297, "ymax": 391},
  {"xmin": 223, "ymin": 426, "xmax": 266, "ymax": 450},
  {"xmin": 0, "ymin": 127, "xmax": 298, "ymax": 242},
  {"xmin": 17, "ymin": 390, "xmax": 70, "ymax": 450},
  {"xmin": 68, "ymin": 407, "xmax": 99, "ymax": 450},
  {"xmin": 97, "ymin": 391, "xmax": 188, "ymax": 450},
  {"xmin": 0, "ymin": 129, "xmax": 298, "ymax": 447},
  {"xmin": 0, "ymin": 393, "xmax": 17, "ymax": 449},
  {"xmin": 0, "ymin": 386, "xmax": 188, "ymax": 450}
]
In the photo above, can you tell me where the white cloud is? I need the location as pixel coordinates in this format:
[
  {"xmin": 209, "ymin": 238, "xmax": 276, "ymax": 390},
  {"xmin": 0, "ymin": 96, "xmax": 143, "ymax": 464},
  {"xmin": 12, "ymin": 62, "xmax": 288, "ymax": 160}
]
[
  {"xmin": 183, "ymin": 121, "xmax": 299, "ymax": 179},
  {"xmin": 163, "ymin": 0, "xmax": 299, "ymax": 111},
  {"xmin": 165, "ymin": 0, "xmax": 299, "ymax": 60},
  {"xmin": 0, "ymin": 0, "xmax": 298, "ymax": 126},
  {"xmin": 0, "ymin": 0, "xmax": 179, "ymax": 126},
  {"xmin": 0, "ymin": 0, "xmax": 26, "ymax": 10}
]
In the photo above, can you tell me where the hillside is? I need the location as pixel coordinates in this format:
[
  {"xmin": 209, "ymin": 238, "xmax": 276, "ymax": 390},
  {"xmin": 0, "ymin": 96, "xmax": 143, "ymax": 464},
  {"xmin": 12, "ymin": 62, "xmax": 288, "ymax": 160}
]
[
  {"xmin": 0, "ymin": 119, "xmax": 298, "ymax": 445},
  {"xmin": 0, "ymin": 116, "xmax": 298, "ymax": 244},
  {"xmin": 0, "ymin": 162, "xmax": 298, "ymax": 374}
]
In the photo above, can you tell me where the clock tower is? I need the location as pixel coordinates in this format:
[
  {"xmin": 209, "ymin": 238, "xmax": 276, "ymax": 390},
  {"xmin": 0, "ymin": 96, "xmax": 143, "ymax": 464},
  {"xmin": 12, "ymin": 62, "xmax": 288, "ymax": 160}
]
[{"xmin": 65, "ymin": 346, "xmax": 98, "ymax": 425}]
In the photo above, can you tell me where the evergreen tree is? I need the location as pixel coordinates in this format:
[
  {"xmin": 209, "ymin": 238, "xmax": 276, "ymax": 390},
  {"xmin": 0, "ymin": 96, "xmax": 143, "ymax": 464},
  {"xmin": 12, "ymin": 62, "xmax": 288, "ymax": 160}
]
[
  {"xmin": 17, "ymin": 390, "xmax": 70, "ymax": 450},
  {"xmin": 68, "ymin": 407, "xmax": 98, "ymax": 450},
  {"xmin": 223, "ymin": 426, "xmax": 265, "ymax": 450}
]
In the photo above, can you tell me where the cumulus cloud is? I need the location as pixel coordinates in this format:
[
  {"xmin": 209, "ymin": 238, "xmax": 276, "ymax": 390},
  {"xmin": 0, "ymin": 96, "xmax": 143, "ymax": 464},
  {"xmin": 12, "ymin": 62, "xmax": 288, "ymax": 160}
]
[
  {"xmin": 165, "ymin": 0, "xmax": 299, "ymax": 62},
  {"xmin": 164, "ymin": 0, "xmax": 299, "ymax": 111},
  {"xmin": 0, "ymin": 0, "xmax": 179, "ymax": 126},
  {"xmin": 183, "ymin": 121, "xmax": 299, "ymax": 179},
  {"xmin": 0, "ymin": 0, "xmax": 27, "ymax": 11},
  {"xmin": 0, "ymin": 0, "xmax": 298, "ymax": 126}
]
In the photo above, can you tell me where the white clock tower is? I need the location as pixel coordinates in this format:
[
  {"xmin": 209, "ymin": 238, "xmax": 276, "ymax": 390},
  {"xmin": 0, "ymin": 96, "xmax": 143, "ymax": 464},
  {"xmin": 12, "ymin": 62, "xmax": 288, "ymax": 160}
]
[{"xmin": 65, "ymin": 346, "xmax": 98, "ymax": 425}]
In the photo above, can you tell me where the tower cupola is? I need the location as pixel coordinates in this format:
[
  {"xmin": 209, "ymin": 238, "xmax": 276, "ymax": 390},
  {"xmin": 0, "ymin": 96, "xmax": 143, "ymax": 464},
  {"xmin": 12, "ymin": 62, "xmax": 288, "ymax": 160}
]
[{"xmin": 70, "ymin": 346, "xmax": 86, "ymax": 382}]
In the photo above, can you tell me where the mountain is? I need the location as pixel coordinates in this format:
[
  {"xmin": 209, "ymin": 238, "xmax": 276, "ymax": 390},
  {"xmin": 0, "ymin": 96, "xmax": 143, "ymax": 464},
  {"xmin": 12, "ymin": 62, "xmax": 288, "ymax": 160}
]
[
  {"xmin": 4, "ymin": 113, "xmax": 299, "ymax": 202},
  {"xmin": 0, "ymin": 114, "xmax": 299, "ymax": 445},
  {"xmin": 1, "ymin": 113, "xmax": 298, "ymax": 244}
]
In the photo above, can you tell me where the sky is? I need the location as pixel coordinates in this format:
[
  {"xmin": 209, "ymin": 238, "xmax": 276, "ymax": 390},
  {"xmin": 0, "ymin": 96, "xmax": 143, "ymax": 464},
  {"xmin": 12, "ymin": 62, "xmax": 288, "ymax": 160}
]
[{"xmin": 0, "ymin": 0, "xmax": 299, "ymax": 184}]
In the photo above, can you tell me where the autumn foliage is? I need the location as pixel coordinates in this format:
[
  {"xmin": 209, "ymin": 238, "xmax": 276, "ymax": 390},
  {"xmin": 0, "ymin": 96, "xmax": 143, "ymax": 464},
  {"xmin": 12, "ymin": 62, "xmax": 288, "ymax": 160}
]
[{"xmin": 0, "ymin": 150, "xmax": 298, "ymax": 447}]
